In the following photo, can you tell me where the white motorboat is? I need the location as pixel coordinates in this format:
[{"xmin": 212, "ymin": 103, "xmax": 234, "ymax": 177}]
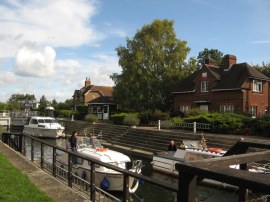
[
  {"xmin": 152, "ymin": 139, "xmax": 225, "ymax": 176},
  {"xmin": 23, "ymin": 116, "xmax": 65, "ymax": 138},
  {"xmin": 57, "ymin": 137, "xmax": 143, "ymax": 192}
]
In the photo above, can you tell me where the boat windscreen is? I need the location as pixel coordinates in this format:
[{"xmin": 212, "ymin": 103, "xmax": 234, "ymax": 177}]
[
  {"xmin": 37, "ymin": 119, "xmax": 45, "ymax": 123},
  {"xmin": 44, "ymin": 119, "xmax": 54, "ymax": 123}
]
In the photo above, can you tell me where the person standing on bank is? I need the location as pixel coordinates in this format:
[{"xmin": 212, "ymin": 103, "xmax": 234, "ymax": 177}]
[
  {"xmin": 69, "ymin": 131, "xmax": 78, "ymax": 164},
  {"xmin": 168, "ymin": 140, "xmax": 177, "ymax": 151}
]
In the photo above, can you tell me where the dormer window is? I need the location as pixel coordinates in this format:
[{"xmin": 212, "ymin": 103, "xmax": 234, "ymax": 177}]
[
  {"xmin": 253, "ymin": 80, "xmax": 262, "ymax": 92},
  {"xmin": 201, "ymin": 81, "xmax": 209, "ymax": 92}
]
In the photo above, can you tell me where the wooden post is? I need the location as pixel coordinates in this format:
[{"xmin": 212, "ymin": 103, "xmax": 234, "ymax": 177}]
[
  {"xmin": 52, "ymin": 147, "xmax": 56, "ymax": 177},
  {"xmin": 177, "ymin": 173, "xmax": 197, "ymax": 202},
  {"xmin": 90, "ymin": 162, "xmax": 96, "ymax": 201},
  {"xmin": 193, "ymin": 122, "xmax": 196, "ymax": 134},
  {"xmin": 68, "ymin": 153, "xmax": 72, "ymax": 187},
  {"xmin": 40, "ymin": 143, "xmax": 44, "ymax": 169},
  {"xmin": 31, "ymin": 138, "xmax": 34, "ymax": 161},
  {"xmin": 123, "ymin": 173, "xmax": 130, "ymax": 202},
  {"xmin": 239, "ymin": 163, "xmax": 248, "ymax": 202},
  {"xmin": 158, "ymin": 120, "xmax": 161, "ymax": 130}
]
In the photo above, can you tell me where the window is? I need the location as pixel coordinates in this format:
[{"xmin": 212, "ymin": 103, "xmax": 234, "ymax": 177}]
[
  {"xmin": 220, "ymin": 105, "xmax": 234, "ymax": 113},
  {"xmin": 201, "ymin": 81, "xmax": 209, "ymax": 92},
  {"xmin": 250, "ymin": 106, "xmax": 257, "ymax": 118},
  {"xmin": 253, "ymin": 80, "xmax": 262, "ymax": 92},
  {"xmin": 202, "ymin": 72, "xmax": 207, "ymax": 77},
  {"xmin": 179, "ymin": 106, "xmax": 189, "ymax": 113}
]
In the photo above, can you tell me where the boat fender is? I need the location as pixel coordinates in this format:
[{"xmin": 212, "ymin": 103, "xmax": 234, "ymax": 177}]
[
  {"xmin": 100, "ymin": 177, "xmax": 110, "ymax": 190},
  {"xmin": 208, "ymin": 147, "xmax": 222, "ymax": 153},
  {"xmin": 129, "ymin": 178, "xmax": 139, "ymax": 193},
  {"xmin": 82, "ymin": 170, "xmax": 87, "ymax": 180},
  {"xmin": 138, "ymin": 178, "xmax": 144, "ymax": 185}
]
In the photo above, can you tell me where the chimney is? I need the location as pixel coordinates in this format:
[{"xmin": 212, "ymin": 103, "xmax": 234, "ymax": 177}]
[
  {"xmin": 205, "ymin": 58, "xmax": 217, "ymax": 66},
  {"xmin": 85, "ymin": 77, "xmax": 91, "ymax": 87},
  {"xmin": 222, "ymin": 54, "xmax": 237, "ymax": 70}
]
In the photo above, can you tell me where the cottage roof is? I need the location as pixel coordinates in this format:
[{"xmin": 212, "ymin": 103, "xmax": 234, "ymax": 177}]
[
  {"xmin": 87, "ymin": 96, "xmax": 116, "ymax": 105},
  {"xmin": 74, "ymin": 85, "xmax": 113, "ymax": 97},
  {"xmin": 173, "ymin": 62, "xmax": 270, "ymax": 93}
]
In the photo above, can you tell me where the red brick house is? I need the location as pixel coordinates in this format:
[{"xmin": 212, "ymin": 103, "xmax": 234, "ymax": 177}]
[
  {"xmin": 172, "ymin": 54, "xmax": 270, "ymax": 117},
  {"xmin": 73, "ymin": 78, "xmax": 116, "ymax": 120}
]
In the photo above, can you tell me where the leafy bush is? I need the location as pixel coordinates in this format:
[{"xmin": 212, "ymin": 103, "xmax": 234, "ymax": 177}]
[
  {"xmin": 85, "ymin": 114, "xmax": 98, "ymax": 123},
  {"xmin": 123, "ymin": 115, "xmax": 140, "ymax": 126},
  {"xmin": 75, "ymin": 105, "xmax": 88, "ymax": 113},
  {"xmin": 138, "ymin": 111, "xmax": 152, "ymax": 125},
  {"xmin": 186, "ymin": 108, "xmax": 208, "ymax": 117},
  {"xmin": 110, "ymin": 113, "xmax": 129, "ymax": 124},
  {"xmin": 152, "ymin": 110, "xmax": 170, "ymax": 121},
  {"xmin": 58, "ymin": 110, "xmax": 74, "ymax": 118},
  {"xmin": 183, "ymin": 112, "xmax": 251, "ymax": 134}
]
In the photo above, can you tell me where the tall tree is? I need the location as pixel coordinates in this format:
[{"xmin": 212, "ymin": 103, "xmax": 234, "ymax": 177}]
[
  {"xmin": 253, "ymin": 62, "xmax": 270, "ymax": 77},
  {"xmin": 197, "ymin": 48, "xmax": 224, "ymax": 68},
  {"xmin": 39, "ymin": 95, "xmax": 49, "ymax": 115},
  {"xmin": 111, "ymin": 19, "xmax": 194, "ymax": 111}
]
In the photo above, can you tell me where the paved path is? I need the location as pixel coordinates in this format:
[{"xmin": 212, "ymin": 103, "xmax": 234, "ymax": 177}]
[{"xmin": 0, "ymin": 140, "xmax": 89, "ymax": 202}]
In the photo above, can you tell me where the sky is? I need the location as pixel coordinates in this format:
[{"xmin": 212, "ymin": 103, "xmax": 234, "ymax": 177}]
[{"xmin": 0, "ymin": 0, "xmax": 270, "ymax": 102}]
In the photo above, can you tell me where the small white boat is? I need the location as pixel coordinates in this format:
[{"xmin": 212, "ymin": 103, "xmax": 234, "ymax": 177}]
[
  {"xmin": 57, "ymin": 137, "xmax": 143, "ymax": 192},
  {"xmin": 23, "ymin": 116, "xmax": 65, "ymax": 138},
  {"xmin": 152, "ymin": 140, "xmax": 225, "ymax": 176}
]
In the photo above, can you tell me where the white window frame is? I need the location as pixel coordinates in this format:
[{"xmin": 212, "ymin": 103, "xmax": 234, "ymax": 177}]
[
  {"xmin": 250, "ymin": 106, "xmax": 257, "ymax": 118},
  {"xmin": 179, "ymin": 106, "xmax": 189, "ymax": 113},
  {"xmin": 253, "ymin": 80, "xmax": 262, "ymax": 92},
  {"xmin": 201, "ymin": 81, "xmax": 209, "ymax": 92},
  {"xmin": 220, "ymin": 105, "xmax": 234, "ymax": 113},
  {"xmin": 202, "ymin": 72, "xmax": 207, "ymax": 77}
]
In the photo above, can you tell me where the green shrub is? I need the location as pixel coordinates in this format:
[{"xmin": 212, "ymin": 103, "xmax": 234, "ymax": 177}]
[
  {"xmin": 75, "ymin": 105, "xmax": 88, "ymax": 113},
  {"xmin": 138, "ymin": 111, "xmax": 152, "ymax": 125},
  {"xmin": 152, "ymin": 110, "xmax": 170, "ymax": 121},
  {"xmin": 123, "ymin": 115, "xmax": 140, "ymax": 126},
  {"xmin": 85, "ymin": 114, "xmax": 98, "ymax": 123},
  {"xmin": 183, "ymin": 112, "xmax": 251, "ymax": 134},
  {"xmin": 186, "ymin": 108, "xmax": 208, "ymax": 117},
  {"xmin": 110, "ymin": 113, "xmax": 129, "ymax": 124},
  {"xmin": 58, "ymin": 110, "xmax": 74, "ymax": 118}
]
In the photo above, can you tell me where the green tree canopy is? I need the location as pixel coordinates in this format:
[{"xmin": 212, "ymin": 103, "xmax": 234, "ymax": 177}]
[
  {"xmin": 111, "ymin": 19, "xmax": 195, "ymax": 112},
  {"xmin": 197, "ymin": 48, "xmax": 224, "ymax": 68},
  {"xmin": 8, "ymin": 94, "xmax": 36, "ymax": 102},
  {"xmin": 253, "ymin": 62, "xmax": 270, "ymax": 78},
  {"xmin": 38, "ymin": 95, "xmax": 49, "ymax": 115}
]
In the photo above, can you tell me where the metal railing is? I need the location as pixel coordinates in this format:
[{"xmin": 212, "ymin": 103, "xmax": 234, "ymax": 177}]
[
  {"xmin": 149, "ymin": 120, "xmax": 212, "ymax": 131},
  {"xmin": 0, "ymin": 111, "xmax": 39, "ymax": 118},
  {"xmin": 2, "ymin": 132, "xmax": 177, "ymax": 202}
]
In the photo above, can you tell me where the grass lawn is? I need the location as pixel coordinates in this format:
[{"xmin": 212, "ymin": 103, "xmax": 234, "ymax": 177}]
[{"xmin": 0, "ymin": 153, "xmax": 54, "ymax": 202}]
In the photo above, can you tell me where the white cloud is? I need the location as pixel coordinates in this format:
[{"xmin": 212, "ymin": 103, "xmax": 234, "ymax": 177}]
[
  {"xmin": 0, "ymin": 0, "xmax": 103, "ymax": 58},
  {"xmin": 0, "ymin": 71, "xmax": 17, "ymax": 87},
  {"xmin": 14, "ymin": 46, "xmax": 56, "ymax": 77}
]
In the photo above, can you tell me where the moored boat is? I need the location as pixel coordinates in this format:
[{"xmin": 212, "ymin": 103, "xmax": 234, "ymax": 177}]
[
  {"xmin": 23, "ymin": 116, "xmax": 65, "ymax": 138},
  {"xmin": 57, "ymin": 136, "xmax": 143, "ymax": 192}
]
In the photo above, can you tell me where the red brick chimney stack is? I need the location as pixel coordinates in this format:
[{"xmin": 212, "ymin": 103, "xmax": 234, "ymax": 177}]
[
  {"xmin": 223, "ymin": 54, "xmax": 237, "ymax": 70},
  {"xmin": 85, "ymin": 77, "xmax": 91, "ymax": 87}
]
